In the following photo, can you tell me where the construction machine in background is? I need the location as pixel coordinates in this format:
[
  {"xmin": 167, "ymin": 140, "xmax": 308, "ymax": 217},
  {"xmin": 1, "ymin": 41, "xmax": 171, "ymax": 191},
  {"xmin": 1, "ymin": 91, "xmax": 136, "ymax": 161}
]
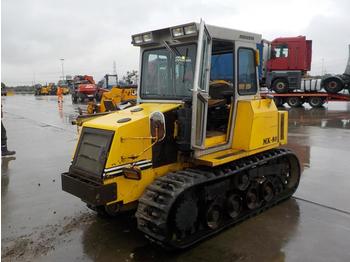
[
  {"xmin": 61, "ymin": 21, "xmax": 301, "ymax": 249},
  {"xmin": 89, "ymin": 83, "xmax": 137, "ymax": 113},
  {"xmin": 73, "ymin": 74, "xmax": 137, "ymax": 126},
  {"xmin": 95, "ymin": 74, "xmax": 119, "ymax": 101},
  {"xmin": 71, "ymin": 75, "xmax": 98, "ymax": 103},
  {"xmin": 34, "ymin": 83, "xmax": 56, "ymax": 96},
  {"xmin": 57, "ymin": 80, "xmax": 70, "ymax": 95},
  {"xmin": 94, "ymin": 74, "xmax": 137, "ymax": 111}
]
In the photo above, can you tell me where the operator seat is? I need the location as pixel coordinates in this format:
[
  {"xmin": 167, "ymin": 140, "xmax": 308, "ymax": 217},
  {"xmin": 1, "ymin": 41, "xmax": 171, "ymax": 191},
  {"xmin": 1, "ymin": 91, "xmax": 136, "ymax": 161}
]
[
  {"xmin": 207, "ymin": 80, "xmax": 233, "ymax": 132},
  {"xmin": 209, "ymin": 80, "xmax": 234, "ymax": 105}
]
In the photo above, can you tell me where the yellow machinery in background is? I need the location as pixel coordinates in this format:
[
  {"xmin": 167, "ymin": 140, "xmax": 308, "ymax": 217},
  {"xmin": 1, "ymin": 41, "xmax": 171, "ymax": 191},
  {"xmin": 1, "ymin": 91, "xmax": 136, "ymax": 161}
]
[
  {"xmin": 73, "ymin": 82, "xmax": 137, "ymax": 126},
  {"xmin": 97, "ymin": 84, "xmax": 137, "ymax": 112},
  {"xmin": 61, "ymin": 86, "xmax": 70, "ymax": 95},
  {"xmin": 62, "ymin": 21, "xmax": 301, "ymax": 249},
  {"xmin": 57, "ymin": 80, "xmax": 70, "ymax": 95},
  {"xmin": 34, "ymin": 83, "xmax": 55, "ymax": 96}
]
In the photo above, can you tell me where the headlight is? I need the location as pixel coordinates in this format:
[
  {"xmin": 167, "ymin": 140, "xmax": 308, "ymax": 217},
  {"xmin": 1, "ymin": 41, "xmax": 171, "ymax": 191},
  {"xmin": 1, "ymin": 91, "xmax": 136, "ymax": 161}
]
[
  {"xmin": 184, "ymin": 24, "xmax": 197, "ymax": 35},
  {"xmin": 143, "ymin": 33, "xmax": 152, "ymax": 42},
  {"xmin": 172, "ymin": 27, "xmax": 184, "ymax": 37},
  {"xmin": 133, "ymin": 35, "xmax": 143, "ymax": 44}
]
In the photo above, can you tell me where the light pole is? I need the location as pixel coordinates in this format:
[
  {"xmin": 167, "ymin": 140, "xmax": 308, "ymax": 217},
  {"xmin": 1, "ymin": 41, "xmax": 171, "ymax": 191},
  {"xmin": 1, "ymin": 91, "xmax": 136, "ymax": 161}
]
[{"xmin": 60, "ymin": 58, "xmax": 65, "ymax": 80}]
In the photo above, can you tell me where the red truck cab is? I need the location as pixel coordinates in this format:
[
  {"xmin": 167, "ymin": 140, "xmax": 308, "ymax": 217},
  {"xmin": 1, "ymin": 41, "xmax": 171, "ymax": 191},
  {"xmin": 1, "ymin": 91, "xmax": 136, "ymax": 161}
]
[
  {"xmin": 263, "ymin": 36, "xmax": 312, "ymax": 93},
  {"xmin": 267, "ymin": 36, "xmax": 312, "ymax": 72}
]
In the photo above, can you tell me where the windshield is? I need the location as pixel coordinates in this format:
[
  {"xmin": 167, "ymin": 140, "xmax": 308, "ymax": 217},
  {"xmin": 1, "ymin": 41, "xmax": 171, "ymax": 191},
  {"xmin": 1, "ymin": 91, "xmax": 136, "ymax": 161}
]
[
  {"xmin": 100, "ymin": 75, "xmax": 118, "ymax": 89},
  {"xmin": 141, "ymin": 44, "xmax": 196, "ymax": 99}
]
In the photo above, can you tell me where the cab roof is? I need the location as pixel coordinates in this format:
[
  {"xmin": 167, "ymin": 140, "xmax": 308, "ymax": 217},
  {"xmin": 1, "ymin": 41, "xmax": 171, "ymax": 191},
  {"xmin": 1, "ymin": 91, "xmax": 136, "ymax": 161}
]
[{"xmin": 132, "ymin": 22, "xmax": 262, "ymax": 45}]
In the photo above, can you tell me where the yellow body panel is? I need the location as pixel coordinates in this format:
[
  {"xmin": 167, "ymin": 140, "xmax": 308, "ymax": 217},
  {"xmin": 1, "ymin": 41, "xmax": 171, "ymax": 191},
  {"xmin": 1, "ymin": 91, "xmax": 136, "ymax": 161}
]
[
  {"xmin": 197, "ymin": 98, "xmax": 288, "ymax": 167},
  {"xmin": 105, "ymin": 162, "xmax": 189, "ymax": 205},
  {"xmin": 84, "ymin": 103, "xmax": 179, "ymax": 133},
  {"xmin": 80, "ymin": 103, "xmax": 181, "ymax": 205},
  {"xmin": 233, "ymin": 99, "xmax": 279, "ymax": 151},
  {"xmin": 205, "ymin": 134, "xmax": 226, "ymax": 147},
  {"xmin": 196, "ymin": 144, "xmax": 279, "ymax": 167}
]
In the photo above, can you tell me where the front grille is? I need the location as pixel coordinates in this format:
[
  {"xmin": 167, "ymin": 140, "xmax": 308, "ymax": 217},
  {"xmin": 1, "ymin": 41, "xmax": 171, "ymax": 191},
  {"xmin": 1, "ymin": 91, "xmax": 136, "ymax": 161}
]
[
  {"xmin": 280, "ymin": 113, "xmax": 285, "ymax": 140},
  {"xmin": 70, "ymin": 127, "xmax": 114, "ymax": 181}
]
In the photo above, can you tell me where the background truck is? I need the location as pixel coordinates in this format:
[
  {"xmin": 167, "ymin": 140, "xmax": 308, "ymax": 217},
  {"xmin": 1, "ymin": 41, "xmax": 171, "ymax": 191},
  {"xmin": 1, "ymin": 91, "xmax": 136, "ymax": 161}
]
[
  {"xmin": 321, "ymin": 44, "xmax": 350, "ymax": 93},
  {"xmin": 258, "ymin": 38, "xmax": 350, "ymax": 107},
  {"xmin": 257, "ymin": 36, "xmax": 312, "ymax": 93}
]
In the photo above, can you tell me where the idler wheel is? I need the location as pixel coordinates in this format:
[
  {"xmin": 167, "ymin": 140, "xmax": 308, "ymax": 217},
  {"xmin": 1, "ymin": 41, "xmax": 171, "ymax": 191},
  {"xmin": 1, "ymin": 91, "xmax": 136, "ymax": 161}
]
[
  {"xmin": 245, "ymin": 186, "xmax": 260, "ymax": 210},
  {"xmin": 173, "ymin": 194, "xmax": 199, "ymax": 238},
  {"xmin": 262, "ymin": 181, "xmax": 274, "ymax": 202},
  {"xmin": 272, "ymin": 177, "xmax": 284, "ymax": 196},
  {"xmin": 235, "ymin": 172, "xmax": 250, "ymax": 191},
  {"xmin": 226, "ymin": 194, "xmax": 242, "ymax": 219},
  {"xmin": 205, "ymin": 203, "xmax": 222, "ymax": 230}
]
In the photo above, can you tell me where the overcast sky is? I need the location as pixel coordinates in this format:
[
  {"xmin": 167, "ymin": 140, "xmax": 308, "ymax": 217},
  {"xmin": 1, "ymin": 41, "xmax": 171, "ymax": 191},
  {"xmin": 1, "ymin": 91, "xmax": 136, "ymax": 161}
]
[{"xmin": 1, "ymin": 0, "xmax": 350, "ymax": 86}]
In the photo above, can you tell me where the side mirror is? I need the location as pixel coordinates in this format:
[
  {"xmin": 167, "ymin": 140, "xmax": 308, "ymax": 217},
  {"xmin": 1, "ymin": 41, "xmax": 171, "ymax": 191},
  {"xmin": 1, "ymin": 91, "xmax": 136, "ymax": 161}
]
[
  {"xmin": 271, "ymin": 49, "xmax": 276, "ymax": 59},
  {"xmin": 150, "ymin": 112, "xmax": 166, "ymax": 142},
  {"xmin": 255, "ymin": 50, "xmax": 260, "ymax": 67}
]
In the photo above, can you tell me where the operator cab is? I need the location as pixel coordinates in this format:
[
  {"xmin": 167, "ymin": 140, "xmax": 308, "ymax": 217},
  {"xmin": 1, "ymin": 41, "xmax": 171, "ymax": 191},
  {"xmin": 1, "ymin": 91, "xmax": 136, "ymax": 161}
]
[
  {"xmin": 133, "ymin": 21, "xmax": 261, "ymax": 157},
  {"xmin": 98, "ymin": 74, "xmax": 119, "ymax": 90}
]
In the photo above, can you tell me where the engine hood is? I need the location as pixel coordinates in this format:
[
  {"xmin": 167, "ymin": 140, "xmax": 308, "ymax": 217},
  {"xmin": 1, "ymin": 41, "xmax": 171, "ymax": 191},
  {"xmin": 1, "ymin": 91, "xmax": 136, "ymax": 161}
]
[
  {"xmin": 83, "ymin": 103, "xmax": 180, "ymax": 131},
  {"xmin": 82, "ymin": 103, "xmax": 181, "ymax": 169}
]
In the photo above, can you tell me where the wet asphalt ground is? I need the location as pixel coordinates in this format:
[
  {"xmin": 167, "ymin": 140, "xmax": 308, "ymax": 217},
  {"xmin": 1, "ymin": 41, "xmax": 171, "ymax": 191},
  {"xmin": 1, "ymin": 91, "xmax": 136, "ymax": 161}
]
[{"xmin": 1, "ymin": 94, "xmax": 350, "ymax": 262}]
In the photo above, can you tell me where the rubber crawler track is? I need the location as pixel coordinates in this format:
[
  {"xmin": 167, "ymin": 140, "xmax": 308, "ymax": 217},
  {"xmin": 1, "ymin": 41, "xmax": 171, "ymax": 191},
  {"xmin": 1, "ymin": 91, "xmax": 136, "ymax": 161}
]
[{"xmin": 136, "ymin": 148, "xmax": 301, "ymax": 249}]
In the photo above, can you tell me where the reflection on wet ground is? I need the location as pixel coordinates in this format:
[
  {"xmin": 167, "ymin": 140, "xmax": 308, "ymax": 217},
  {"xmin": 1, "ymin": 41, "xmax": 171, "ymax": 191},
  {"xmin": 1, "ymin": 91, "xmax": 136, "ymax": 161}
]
[
  {"xmin": 80, "ymin": 199, "xmax": 301, "ymax": 262},
  {"xmin": 287, "ymin": 106, "xmax": 350, "ymax": 129},
  {"xmin": 1, "ymin": 95, "xmax": 350, "ymax": 262}
]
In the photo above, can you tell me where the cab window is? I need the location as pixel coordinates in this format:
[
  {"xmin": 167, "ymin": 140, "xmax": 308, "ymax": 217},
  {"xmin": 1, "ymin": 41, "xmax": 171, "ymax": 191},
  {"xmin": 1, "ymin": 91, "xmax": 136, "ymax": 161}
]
[
  {"xmin": 272, "ymin": 45, "xmax": 289, "ymax": 58},
  {"xmin": 238, "ymin": 48, "xmax": 257, "ymax": 95}
]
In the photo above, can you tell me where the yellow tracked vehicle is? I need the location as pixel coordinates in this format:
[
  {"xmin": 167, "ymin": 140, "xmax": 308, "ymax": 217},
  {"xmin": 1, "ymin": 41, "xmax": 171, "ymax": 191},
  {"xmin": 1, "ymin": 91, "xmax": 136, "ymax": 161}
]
[{"xmin": 61, "ymin": 21, "xmax": 301, "ymax": 249}]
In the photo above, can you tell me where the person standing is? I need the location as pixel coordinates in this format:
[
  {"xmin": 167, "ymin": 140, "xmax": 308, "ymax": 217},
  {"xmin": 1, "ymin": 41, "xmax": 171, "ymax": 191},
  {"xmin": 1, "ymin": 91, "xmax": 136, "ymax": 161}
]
[
  {"xmin": 1, "ymin": 105, "xmax": 15, "ymax": 157},
  {"xmin": 57, "ymin": 86, "xmax": 63, "ymax": 103}
]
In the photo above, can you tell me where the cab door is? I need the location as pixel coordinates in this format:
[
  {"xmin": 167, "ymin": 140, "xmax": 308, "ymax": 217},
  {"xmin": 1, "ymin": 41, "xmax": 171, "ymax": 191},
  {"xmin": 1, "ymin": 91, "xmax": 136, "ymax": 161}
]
[{"xmin": 191, "ymin": 20, "xmax": 212, "ymax": 149}]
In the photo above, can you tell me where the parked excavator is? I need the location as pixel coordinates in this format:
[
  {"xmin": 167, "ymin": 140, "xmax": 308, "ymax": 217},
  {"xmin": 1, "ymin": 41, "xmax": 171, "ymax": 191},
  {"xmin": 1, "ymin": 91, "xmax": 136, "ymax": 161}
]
[{"xmin": 61, "ymin": 21, "xmax": 301, "ymax": 249}]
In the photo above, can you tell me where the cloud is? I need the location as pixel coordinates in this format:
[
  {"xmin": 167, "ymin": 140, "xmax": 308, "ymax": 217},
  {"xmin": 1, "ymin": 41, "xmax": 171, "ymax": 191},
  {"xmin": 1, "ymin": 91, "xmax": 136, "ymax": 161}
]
[{"xmin": 1, "ymin": 0, "xmax": 349, "ymax": 85}]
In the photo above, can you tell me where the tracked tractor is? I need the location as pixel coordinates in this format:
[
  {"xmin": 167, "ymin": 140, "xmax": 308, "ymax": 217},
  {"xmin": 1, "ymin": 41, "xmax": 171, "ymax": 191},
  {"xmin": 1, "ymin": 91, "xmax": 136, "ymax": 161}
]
[{"xmin": 61, "ymin": 21, "xmax": 301, "ymax": 249}]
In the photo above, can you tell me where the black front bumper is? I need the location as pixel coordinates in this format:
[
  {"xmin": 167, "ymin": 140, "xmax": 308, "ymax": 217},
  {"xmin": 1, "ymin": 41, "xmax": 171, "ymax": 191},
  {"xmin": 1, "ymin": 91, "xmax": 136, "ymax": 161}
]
[{"xmin": 61, "ymin": 172, "xmax": 117, "ymax": 206}]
